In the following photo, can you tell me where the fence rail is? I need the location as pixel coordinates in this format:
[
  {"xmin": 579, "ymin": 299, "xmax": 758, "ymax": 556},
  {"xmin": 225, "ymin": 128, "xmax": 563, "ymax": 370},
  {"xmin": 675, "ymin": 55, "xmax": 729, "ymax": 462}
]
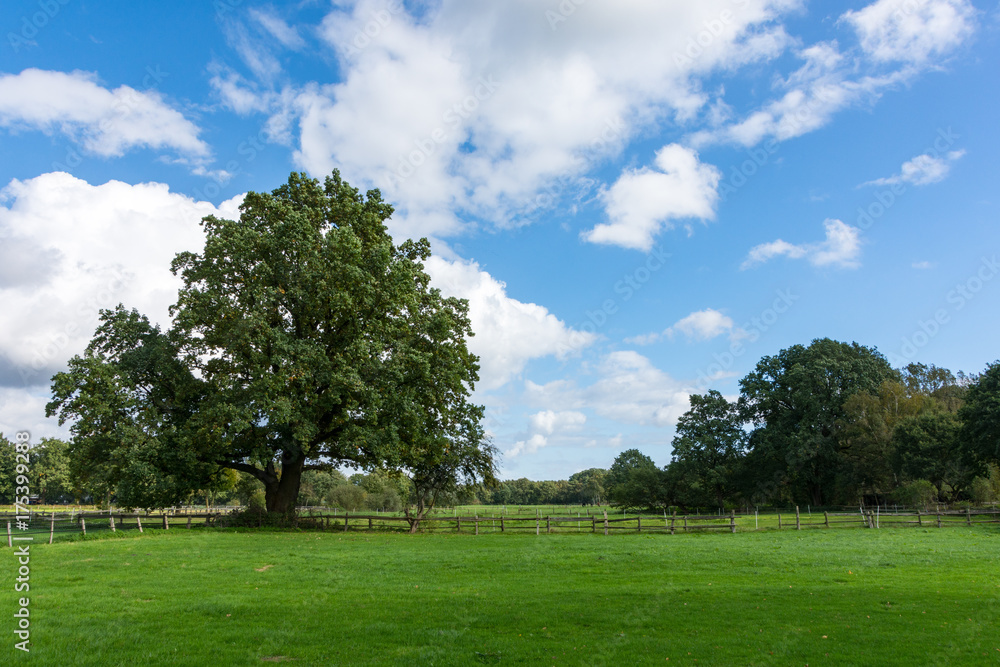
[{"xmin": 3, "ymin": 507, "xmax": 999, "ymax": 546}]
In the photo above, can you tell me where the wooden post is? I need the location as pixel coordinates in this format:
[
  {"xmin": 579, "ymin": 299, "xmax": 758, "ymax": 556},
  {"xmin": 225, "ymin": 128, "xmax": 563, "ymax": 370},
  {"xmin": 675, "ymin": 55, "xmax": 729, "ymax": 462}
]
[
  {"xmin": 546, "ymin": 516, "xmax": 550, "ymax": 533},
  {"xmin": 187, "ymin": 515, "xmax": 192, "ymax": 529},
  {"xmin": 501, "ymin": 516, "xmax": 505, "ymax": 533},
  {"xmin": 917, "ymin": 512, "xmax": 923, "ymax": 527},
  {"xmin": 81, "ymin": 517, "xmax": 86, "ymax": 536},
  {"xmin": 777, "ymin": 512, "xmax": 781, "ymax": 529},
  {"xmin": 824, "ymin": 511, "xmax": 829, "ymax": 528},
  {"xmin": 369, "ymin": 517, "xmax": 373, "ymax": 530},
  {"xmin": 591, "ymin": 516, "xmax": 596, "ymax": 533},
  {"xmin": 110, "ymin": 515, "xmax": 116, "ymax": 532},
  {"xmin": 795, "ymin": 506, "xmax": 800, "ymax": 530},
  {"xmin": 137, "ymin": 516, "xmax": 143, "ymax": 533},
  {"xmin": 637, "ymin": 516, "xmax": 642, "ymax": 533},
  {"xmin": 670, "ymin": 511, "xmax": 676, "ymax": 535},
  {"xmin": 683, "ymin": 515, "xmax": 688, "ymax": 532},
  {"xmin": 344, "ymin": 513, "xmax": 349, "ymax": 532},
  {"xmin": 966, "ymin": 507, "xmax": 972, "ymax": 526},
  {"xmin": 6, "ymin": 522, "xmax": 11, "ymax": 548},
  {"xmin": 163, "ymin": 514, "xmax": 169, "ymax": 530},
  {"xmin": 936, "ymin": 513, "xmax": 941, "ymax": 528},
  {"xmin": 730, "ymin": 510, "xmax": 736, "ymax": 534},
  {"xmin": 475, "ymin": 515, "xmax": 479, "ymax": 536},
  {"xmin": 536, "ymin": 518, "xmax": 539, "ymax": 536},
  {"xmin": 457, "ymin": 517, "xmax": 461, "ymax": 533},
  {"xmin": 50, "ymin": 514, "xmax": 56, "ymax": 544},
  {"xmin": 603, "ymin": 510, "xmax": 608, "ymax": 536}
]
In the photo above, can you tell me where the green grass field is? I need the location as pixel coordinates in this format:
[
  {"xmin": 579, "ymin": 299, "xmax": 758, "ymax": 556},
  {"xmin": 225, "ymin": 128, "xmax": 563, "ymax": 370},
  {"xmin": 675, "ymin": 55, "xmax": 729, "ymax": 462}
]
[{"xmin": 3, "ymin": 526, "xmax": 999, "ymax": 666}]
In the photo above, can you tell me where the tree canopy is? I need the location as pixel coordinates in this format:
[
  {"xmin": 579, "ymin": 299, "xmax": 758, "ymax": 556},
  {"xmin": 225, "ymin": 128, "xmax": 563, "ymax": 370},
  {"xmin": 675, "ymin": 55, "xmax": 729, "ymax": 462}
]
[{"xmin": 48, "ymin": 171, "xmax": 496, "ymax": 515}]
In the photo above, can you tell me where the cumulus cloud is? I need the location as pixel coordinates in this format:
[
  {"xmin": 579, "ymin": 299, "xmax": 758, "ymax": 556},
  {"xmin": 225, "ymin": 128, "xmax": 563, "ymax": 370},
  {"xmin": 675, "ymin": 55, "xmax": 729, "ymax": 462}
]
[
  {"xmin": 625, "ymin": 308, "xmax": 741, "ymax": 345},
  {"xmin": 507, "ymin": 409, "xmax": 587, "ymax": 458},
  {"xmin": 525, "ymin": 351, "xmax": 692, "ymax": 428},
  {"xmin": 250, "ymin": 8, "xmax": 307, "ymax": 50},
  {"xmin": 583, "ymin": 144, "xmax": 722, "ymax": 251},
  {"xmin": 742, "ymin": 218, "xmax": 862, "ymax": 270},
  {"xmin": 284, "ymin": 0, "xmax": 799, "ymax": 239},
  {"xmin": 0, "ymin": 172, "xmax": 241, "ymax": 388},
  {"xmin": 424, "ymin": 256, "xmax": 597, "ymax": 390},
  {"xmin": 0, "ymin": 69, "xmax": 209, "ymax": 161},
  {"xmin": 842, "ymin": 0, "xmax": 976, "ymax": 64},
  {"xmin": 861, "ymin": 150, "xmax": 965, "ymax": 186}
]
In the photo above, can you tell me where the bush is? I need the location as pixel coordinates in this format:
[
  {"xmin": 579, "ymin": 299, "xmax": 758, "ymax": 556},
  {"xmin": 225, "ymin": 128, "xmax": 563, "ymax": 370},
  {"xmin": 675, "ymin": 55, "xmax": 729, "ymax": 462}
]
[
  {"xmin": 891, "ymin": 480, "xmax": 938, "ymax": 509},
  {"xmin": 365, "ymin": 489, "xmax": 402, "ymax": 512},
  {"xmin": 329, "ymin": 484, "xmax": 367, "ymax": 511}
]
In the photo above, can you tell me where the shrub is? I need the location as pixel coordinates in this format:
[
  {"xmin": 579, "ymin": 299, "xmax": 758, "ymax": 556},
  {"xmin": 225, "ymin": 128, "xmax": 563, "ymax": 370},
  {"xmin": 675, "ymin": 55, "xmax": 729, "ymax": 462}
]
[{"xmin": 891, "ymin": 479, "xmax": 938, "ymax": 509}]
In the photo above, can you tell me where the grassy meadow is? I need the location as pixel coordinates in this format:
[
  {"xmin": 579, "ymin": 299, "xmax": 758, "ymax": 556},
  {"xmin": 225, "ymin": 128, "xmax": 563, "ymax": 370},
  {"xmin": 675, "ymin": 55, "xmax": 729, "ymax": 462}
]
[{"xmin": 3, "ymin": 524, "xmax": 999, "ymax": 665}]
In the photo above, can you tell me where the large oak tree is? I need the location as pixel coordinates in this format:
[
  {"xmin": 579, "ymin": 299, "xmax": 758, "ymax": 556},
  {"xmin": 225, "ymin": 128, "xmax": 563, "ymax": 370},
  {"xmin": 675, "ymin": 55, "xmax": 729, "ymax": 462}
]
[{"xmin": 48, "ymin": 172, "xmax": 496, "ymax": 514}]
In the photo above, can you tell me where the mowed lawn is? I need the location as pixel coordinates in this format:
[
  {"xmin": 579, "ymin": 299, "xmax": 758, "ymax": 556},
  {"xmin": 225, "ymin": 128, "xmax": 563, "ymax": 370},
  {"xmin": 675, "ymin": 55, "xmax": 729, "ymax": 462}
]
[{"xmin": 5, "ymin": 526, "xmax": 999, "ymax": 666}]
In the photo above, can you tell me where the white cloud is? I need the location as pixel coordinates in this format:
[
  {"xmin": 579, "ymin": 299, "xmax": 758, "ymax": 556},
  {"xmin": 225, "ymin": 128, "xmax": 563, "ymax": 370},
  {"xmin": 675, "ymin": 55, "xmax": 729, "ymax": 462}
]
[
  {"xmin": 0, "ymin": 172, "xmax": 242, "ymax": 388},
  {"xmin": 285, "ymin": 0, "xmax": 799, "ymax": 239},
  {"xmin": 583, "ymin": 144, "xmax": 722, "ymax": 251},
  {"xmin": 0, "ymin": 69, "xmax": 209, "ymax": 161},
  {"xmin": 250, "ymin": 8, "xmax": 307, "ymax": 50},
  {"xmin": 424, "ymin": 256, "xmax": 597, "ymax": 390},
  {"xmin": 742, "ymin": 218, "xmax": 862, "ymax": 269},
  {"xmin": 528, "ymin": 410, "xmax": 587, "ymax": 436},
  {"xmin": 843, "ymin": 0, "xmax": 976, "ymax": 64},
  {"xmin": 507, "ymin": 409, "xmax": 587, "ymax": 458},
  {"xmin": 861, "ymin": 150, "xmax": 965, "ymax": 186},
  {"xmin": 668, "ymin": 309, "xmax": 738, "ymax": 341},
  {"xmin": 525, "ymin": 351, "xmax": 692, "ymax": 428},
  {"xmin": 912, "ymin": 260, "xmax": 936, "ymax": 269}
]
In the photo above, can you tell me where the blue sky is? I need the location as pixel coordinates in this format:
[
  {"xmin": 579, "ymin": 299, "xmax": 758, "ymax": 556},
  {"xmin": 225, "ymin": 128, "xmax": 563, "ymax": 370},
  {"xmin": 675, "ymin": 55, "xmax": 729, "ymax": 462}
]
[{"xmin": 1, "ymin": 0, "xmax": 997, "ymax": 480}]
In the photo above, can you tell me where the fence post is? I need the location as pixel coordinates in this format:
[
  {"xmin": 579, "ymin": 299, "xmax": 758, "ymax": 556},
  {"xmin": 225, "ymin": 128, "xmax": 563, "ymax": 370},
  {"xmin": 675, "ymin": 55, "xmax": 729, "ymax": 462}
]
[
  {"xmin": 137, "ymin": 516, "xmax": 143, "ymax": 533},
  {"xmin": 966, "ymin": 507, "xmax": 972, "ymax": 526},
  {"xmin": 917, "ymin": 512, "xmax": 923, "ymax": 527},
  {"xmin": 475, "ymin": 515, "xmax": 479, "ymax": 536},
  {"xmin": 546, "ymin": 516, "xmax": 550, "ymax": 533},
  {"xmin": 795, "ymin": 506, "xmax": 800, "ymax": 530},
  {"xmin": 369, "ymin": 517, "xmax": 373, "ymax": 530},
  {"xmin": 936, "ymin": 512, "xmax": 941, "ymax": 528},
  {"xmin": 670, "ymin": 511, "xmax": 676, "ymax": 535},
  {"xmin": 603, "ymin": 510, "xmax": 608, "ymax": 536},
  {"xmin": 163, "ymin": 514, "xmax": 169, "ymax": 530},
  {"xmin": 591, "ymin": 516, "xmax": 596, "ymax": 533},
  {"xmin": 457, "ymin": 516, "xmax": 462, "ymax": 533},
  {"xmin": 501, "ymin": 516, "xmax": 505, "ymax": 533},
  {"xmin": 344, "ymin": 512, "xmax": 349, "ymax": 532},
  {"xmin": 536, "ymin": 517, "xmax": 539, "ymax": 536},
  {"xmin": 50, "ymin": 514, "xmax": 56, "ymax": 544},
  {"xmin": 110, "ymin": 515, "xmax": 116, "ymax": 533},
  {"xmin": 6, "ymin": 522, "xmax": 11, "ymax": 548},
  {"xmin": 778, "ymin": 512, "xmax": 781, "ymax": 529},
  {"xmin": 637, "ymin": 516, "xmax": 641, "ymax": 533},
  {"xmin": 730, "ymin": 510, "xmax": 736, "ymax": 534},
  {"xmin": 81, "ymin": 517, "xmax": 86, "ymax": 536},
  {"xmin": 683, "ymin": 515, "xmax": 688, "ymax": 532},
  {"xmin": 187, "ymin": 515, "xmax": 192, "ymax": 529},
  {"xmin": 824, "ymin": 511, "xmax": 829, "ymax": 528}
]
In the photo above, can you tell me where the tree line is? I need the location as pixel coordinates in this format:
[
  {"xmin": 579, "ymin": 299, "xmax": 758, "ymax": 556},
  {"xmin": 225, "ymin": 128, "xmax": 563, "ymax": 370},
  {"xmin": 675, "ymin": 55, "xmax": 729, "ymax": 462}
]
[{"xmin": 604, "ymin": 340, "xmax": 1000, "ymax": 511}]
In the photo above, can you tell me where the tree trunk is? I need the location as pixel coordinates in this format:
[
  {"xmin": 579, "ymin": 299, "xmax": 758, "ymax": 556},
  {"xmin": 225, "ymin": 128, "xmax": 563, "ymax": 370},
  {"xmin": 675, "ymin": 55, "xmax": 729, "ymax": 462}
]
[{"xmin": 265, "ymin": 454, "xmax": 305, "ymax": 515}]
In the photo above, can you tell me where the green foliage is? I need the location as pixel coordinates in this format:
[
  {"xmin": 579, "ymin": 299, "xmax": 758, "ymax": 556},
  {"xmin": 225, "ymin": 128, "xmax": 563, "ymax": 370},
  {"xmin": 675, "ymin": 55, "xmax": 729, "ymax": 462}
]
[
  {"xmin": 892, "ymin": 411, "xmax": 975, "ymax": 500},
  {"xmin": 47, "ymin": 171, "xmax": 495, "ymax": 514},
  {"xmin": 32, "ymin": 437, "xmax": 74, "ymax": 503},
  {"xmin": 0, "ymin": 434, "xmax": 15, "ymax": 503},
  {"xmin": 738, "ymin": 338, "xmax": 897, "ymax": 505},
  {"xmin": 960, "ymin": 360, "xmax": 1000, "ymax": 466},
  {"xmin": 667, "ymin": 390, "xmax": 746, "ymax": 508},
  {"xmin": 889, "ymin": 479, "xmax": 938, "ymax": 509},
  {"xmin": 606, "ymin": 449, "xmax": 662, "ymax": 510},
  {"xmin": 330, "ymin": 484, "xmax": 367, "ymax": 511}
]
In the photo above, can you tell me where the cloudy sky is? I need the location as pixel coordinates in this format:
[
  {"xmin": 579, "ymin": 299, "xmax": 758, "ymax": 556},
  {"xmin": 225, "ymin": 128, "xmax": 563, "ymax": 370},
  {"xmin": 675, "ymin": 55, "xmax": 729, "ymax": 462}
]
[{"xmin": 1, "ymin": 0, "xmax": 997, "ymax": 479}]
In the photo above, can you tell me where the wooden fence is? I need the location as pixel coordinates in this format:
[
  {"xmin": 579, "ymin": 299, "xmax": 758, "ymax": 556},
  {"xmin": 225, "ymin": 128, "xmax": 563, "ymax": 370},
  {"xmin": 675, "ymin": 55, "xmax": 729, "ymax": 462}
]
[{"xmin": 3, "ymin": 506, "xmax": 999, "ymax": 546}]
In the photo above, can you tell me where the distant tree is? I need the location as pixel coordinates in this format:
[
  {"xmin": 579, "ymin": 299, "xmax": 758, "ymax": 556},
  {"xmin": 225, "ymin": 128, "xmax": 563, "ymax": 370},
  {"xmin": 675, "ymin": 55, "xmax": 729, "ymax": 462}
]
[
  {"xmin": 667, "ymin": 391, "xmax": 746, "ymax": 508},
  {"xmin": 0, "ymin": 435, "xmax": 16, "ymax": 504},
  {"xmin": 739, "ymin": 338, "xmax": 897, "ymax": 506},
  {"xmin": 960, "ymin": 360, "xmax": 1000, "ymax": 467},
  {"xmin": 893, "ymin": 411, "xmax": 976, "ymax": 500},
  {"xmin": 32, "ymin": 438, "xmax": 74, "ymax": 504},
  {"xmin": 568, "ymin": 468, "xmax": 607, "ymax": 505},
  {"xmin": 606, "ymin": 449, "xmax": 662, "ymax": 510}
]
